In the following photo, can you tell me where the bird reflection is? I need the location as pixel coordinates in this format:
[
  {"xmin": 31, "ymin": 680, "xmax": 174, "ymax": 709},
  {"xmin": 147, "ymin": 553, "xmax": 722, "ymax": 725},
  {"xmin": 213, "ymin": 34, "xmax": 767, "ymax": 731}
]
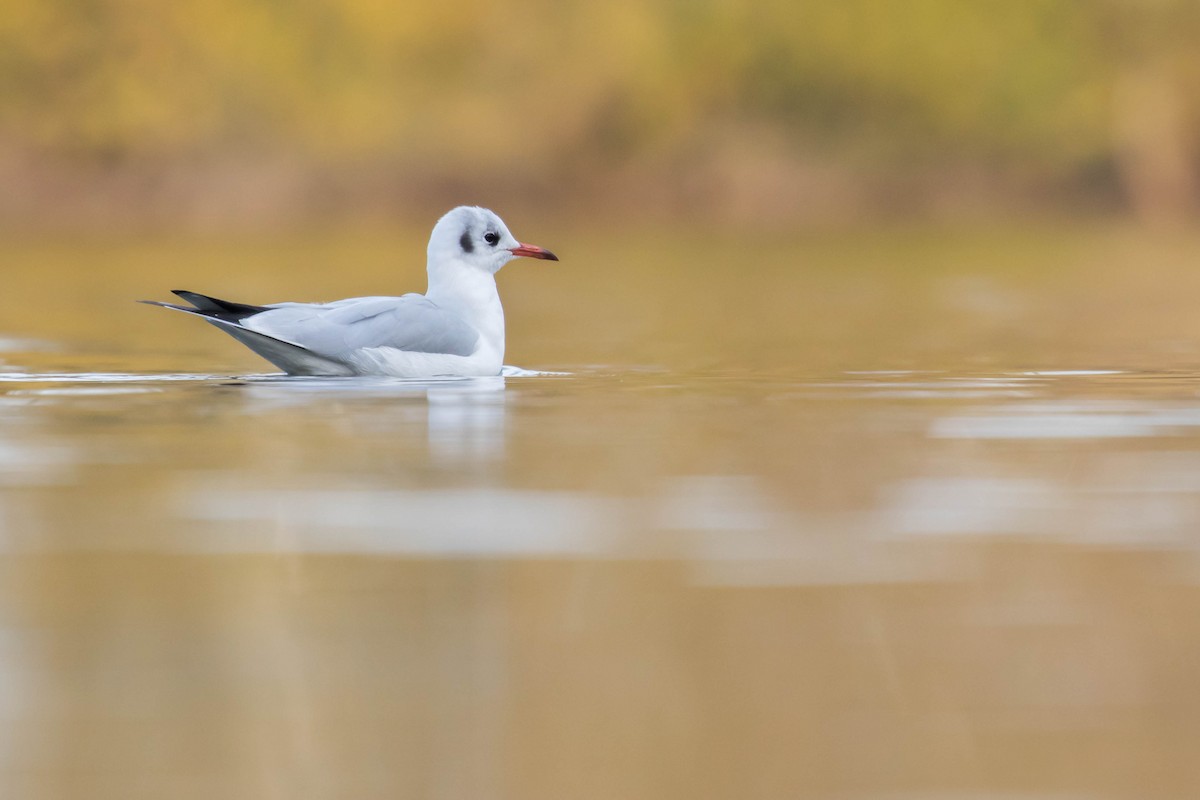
[
  {"xmin": 233, "ymin": 373, "xmax": 509, "ymax": 465},
  {"xmin": 425, "ymin": 377, "xmax": 507, "ymax": 463}
]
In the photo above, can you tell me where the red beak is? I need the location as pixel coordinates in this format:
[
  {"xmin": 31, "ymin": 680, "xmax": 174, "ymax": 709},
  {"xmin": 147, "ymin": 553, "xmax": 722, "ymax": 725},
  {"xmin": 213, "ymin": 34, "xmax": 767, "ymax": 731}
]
[{"xmin": 509, "ymin": 242, "xmax": 558, "ymax": 261}]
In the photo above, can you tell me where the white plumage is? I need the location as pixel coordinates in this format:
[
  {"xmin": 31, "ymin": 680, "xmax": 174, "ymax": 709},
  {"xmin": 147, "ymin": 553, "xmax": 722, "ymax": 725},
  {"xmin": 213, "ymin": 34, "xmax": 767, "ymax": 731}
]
[{"xmin": 143, "ymin": 206, "xmax": 558, "ymax": 377}]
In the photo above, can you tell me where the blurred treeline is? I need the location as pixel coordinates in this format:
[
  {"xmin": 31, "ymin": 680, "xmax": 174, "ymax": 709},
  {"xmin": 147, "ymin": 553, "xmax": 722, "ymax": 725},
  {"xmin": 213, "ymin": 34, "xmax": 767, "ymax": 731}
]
[{"xmin": 2, "ymin": 0, "xmax": 1200, "ymax": 230}]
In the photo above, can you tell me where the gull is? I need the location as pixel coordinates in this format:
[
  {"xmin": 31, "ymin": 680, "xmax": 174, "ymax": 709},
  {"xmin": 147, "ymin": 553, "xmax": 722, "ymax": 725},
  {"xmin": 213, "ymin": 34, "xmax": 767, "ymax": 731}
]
[{"xmin": 142, "ymin": 206, "xmax": 558, "ymax": 377}]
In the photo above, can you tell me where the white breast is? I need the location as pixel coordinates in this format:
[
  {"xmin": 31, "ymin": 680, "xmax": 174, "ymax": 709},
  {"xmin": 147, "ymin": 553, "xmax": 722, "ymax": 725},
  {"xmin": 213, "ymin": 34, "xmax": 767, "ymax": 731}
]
[{"xmin": 347, "ymin": 344, "xmax": 503, "ymax": 378}]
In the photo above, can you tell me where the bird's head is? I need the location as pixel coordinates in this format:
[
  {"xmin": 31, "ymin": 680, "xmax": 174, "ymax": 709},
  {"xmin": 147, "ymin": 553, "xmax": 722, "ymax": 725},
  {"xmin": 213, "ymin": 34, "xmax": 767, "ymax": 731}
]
[{"xmin": 427, "ymin": 206, "xmax": 558, "ymax": 276}]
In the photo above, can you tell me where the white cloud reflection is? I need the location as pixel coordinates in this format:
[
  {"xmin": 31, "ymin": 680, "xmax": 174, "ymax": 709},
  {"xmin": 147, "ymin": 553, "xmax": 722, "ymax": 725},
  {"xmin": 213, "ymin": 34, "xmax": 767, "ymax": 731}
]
[
  {"xmin": 164, "ymin": 445, "xmax": 1200, "ymax": 587},
  {"xmin": 931, "ymin": 399, "xmax": 1200, "ymax": 439},
  {"xmin": 181, "ymin": 485, "xmax": 627, "ymax": 557}
]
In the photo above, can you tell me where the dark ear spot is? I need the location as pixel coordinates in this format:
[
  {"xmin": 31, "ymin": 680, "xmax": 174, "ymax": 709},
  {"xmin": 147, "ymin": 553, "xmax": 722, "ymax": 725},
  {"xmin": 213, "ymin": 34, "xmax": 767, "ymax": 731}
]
[{"xmin": 459, "ymin": 231, "xmax": 474, "ymax": 253}]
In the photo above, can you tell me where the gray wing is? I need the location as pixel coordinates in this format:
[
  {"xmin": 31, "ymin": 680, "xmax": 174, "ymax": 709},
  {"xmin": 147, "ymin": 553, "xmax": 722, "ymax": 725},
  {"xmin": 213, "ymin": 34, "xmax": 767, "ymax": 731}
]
[
  {"xmin": 246, "ymin": 295, "xmax": 481, "ymax": 360},
  {"xmin": 140, "ymin": 296, "xmax": 356, "ymax": 376}
]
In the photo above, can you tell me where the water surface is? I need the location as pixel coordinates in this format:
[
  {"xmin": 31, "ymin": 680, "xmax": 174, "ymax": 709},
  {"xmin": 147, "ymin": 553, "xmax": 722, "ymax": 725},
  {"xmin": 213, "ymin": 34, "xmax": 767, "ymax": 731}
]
[{"xmin": 3, "ymin": 226, "xmax": 1200, "ymax": 799}]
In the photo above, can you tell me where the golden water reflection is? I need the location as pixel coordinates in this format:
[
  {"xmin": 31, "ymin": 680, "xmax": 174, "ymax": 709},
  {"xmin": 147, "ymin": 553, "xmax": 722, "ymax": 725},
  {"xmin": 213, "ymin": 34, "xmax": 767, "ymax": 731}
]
[
  {"xmin": 0, "ymin": 367, "xmax": 1198, "ymax": 798},
  {"xmin": 5, "ymin": 228, "xmax": 1200, "ymax": 798}
]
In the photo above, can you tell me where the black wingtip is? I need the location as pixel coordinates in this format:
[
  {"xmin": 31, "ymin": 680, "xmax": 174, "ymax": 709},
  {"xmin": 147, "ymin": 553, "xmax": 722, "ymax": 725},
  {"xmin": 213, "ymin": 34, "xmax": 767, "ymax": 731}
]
[{"xmin": 165, "ymin": 290, "xmax": 269, "ymax": 320}]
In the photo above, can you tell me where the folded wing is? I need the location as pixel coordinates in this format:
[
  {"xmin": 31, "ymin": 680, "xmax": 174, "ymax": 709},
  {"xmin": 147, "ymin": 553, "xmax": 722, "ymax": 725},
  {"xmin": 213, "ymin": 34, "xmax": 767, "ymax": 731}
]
[
  {"xmin": 248, "ymin": 295, "xmax": 480, "ymax": 359},
  {"xmin": 143, "ymin": 291, "xmax": 481, "ymax": 376}
]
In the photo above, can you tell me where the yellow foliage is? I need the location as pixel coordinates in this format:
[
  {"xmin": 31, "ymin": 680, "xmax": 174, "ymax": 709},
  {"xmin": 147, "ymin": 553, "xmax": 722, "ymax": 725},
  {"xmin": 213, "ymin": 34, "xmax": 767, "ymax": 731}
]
[{"xmin": 2, "ymin": 0, "xmax": 1200, "ymax": 220}]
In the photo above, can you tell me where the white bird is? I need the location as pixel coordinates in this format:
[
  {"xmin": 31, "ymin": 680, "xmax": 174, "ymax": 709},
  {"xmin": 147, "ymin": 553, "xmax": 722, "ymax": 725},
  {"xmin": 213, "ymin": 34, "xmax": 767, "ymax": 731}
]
[{"xmin": 143, "ymin": 206, "xmax": 558, "ymax": 377}]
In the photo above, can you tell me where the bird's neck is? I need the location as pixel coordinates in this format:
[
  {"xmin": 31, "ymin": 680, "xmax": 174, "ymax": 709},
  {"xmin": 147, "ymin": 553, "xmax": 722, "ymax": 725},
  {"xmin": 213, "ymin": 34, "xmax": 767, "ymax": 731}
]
[{"xmin": 426, "ymin": 263, "xmax": 505, "ymax": 351}]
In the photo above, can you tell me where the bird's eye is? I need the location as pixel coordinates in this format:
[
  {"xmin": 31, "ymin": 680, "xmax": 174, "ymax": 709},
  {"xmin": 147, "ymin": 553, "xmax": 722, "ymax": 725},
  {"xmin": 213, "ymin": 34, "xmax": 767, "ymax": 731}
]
[{"xmin": 483, "ymin": 231, "xmax": 499, "ymax": 246}]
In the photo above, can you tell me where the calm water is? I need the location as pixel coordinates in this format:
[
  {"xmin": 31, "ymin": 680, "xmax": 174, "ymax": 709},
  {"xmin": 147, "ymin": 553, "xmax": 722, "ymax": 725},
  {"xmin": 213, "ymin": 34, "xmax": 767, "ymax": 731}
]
[{"xmin": 5, "ymin": 225, "xmax": 1200, "ymax": 799}]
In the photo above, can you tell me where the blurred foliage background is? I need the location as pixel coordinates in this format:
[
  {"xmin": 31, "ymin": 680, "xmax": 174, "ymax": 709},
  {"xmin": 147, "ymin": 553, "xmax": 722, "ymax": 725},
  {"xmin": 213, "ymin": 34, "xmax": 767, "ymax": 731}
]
[{"xmin": 2, "ymin": 0, "xmax": 1200, "ymax": 230}]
